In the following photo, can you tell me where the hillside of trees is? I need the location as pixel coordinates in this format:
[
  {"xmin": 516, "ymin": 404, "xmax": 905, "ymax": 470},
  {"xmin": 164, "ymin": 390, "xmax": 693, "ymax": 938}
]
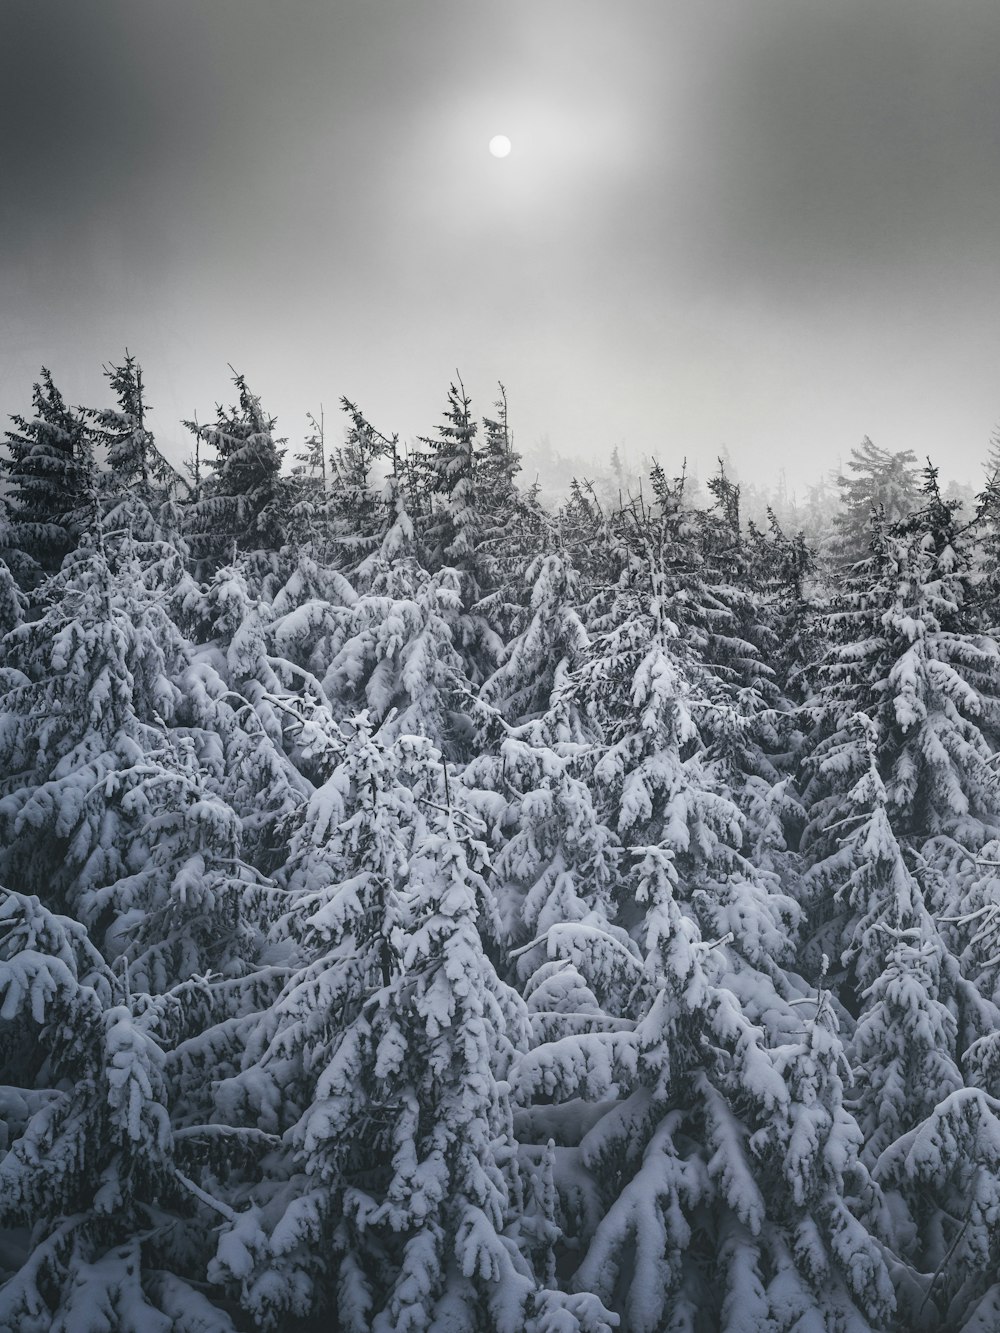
[{"xmin": 4, "ymin": 357, "xmax": 1000, "ymax": 1330}]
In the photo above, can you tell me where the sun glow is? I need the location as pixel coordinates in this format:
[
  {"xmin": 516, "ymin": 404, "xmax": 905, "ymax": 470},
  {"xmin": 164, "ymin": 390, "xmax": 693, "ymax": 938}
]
[{"xmin": 489, "ymin": 134, "xmax": 512, "ymax": 158}]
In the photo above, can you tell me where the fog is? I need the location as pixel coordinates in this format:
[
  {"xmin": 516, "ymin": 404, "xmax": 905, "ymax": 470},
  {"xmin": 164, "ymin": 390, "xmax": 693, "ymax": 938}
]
[{"xmin": 3, "ymin": 0, "xmax": 999, "ymax": 492}]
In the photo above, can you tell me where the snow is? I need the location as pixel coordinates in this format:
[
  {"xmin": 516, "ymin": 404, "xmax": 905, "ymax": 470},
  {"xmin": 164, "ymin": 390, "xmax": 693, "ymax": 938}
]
[{"xmin": 1, "ymin": 385, "xmax": 998, "ymax": 1328}]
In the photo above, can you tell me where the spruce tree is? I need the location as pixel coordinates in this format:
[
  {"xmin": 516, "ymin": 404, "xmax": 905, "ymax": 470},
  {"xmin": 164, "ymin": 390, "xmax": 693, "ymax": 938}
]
[
  {"xmin": 479, "ymin": 384, "xmax": 520, "ymax": 514},
  {"xmin": 0, "ymin": 542, "xmax": 188, "ymax": 924},
  {"xmin": 0, "ymin": 558, "xmax": 26, "ymax": 637},
  {"xmin": 206, "ymin": 719, "xmax": 612, "ymax": 1329},
  {"xmin": 323, "ymin": 552, "xmax": 475, "ymax": 755},
  {"xmin": 515, "ymin": 834, "xmax": 893, "ymax": 1331},
  {"xmin": 480, "ymin": 552, "xmax": 589, "ymax": 726},
  {"xmin": 0, "ymin": 889, "xmax": 238, "ymax": 1330},
  {"xmin": 90, "ymin": 352, "xmax": 183, "ymax": 540},
  {"xmin": 465, "ymin": 726, "xmax": 626, "ymax": 1026},
  {"xmin": 801, "ymin": 466, "xmax": 1000, "ymax": 907},
  {"xmin": 413, "ymin": 377, "xmax": 480, "ymax": 570},
  {"xmin": 2, "ymin": 368, "xmax": 97, "ymax": 574},
  {"xmin": 186, "ymin": 373, "xmax": 288, "ymax": 568},
  {"xmin": 971, "ymin": 434, "xmax": 1000, "ymax": 632},
  {"xmin": 831, "ymin": 437, "xmax": 920, "ymax": 569},
  {"xmin": 504, "ymin": 540, "xmax": 893, "ymax": 1328}
]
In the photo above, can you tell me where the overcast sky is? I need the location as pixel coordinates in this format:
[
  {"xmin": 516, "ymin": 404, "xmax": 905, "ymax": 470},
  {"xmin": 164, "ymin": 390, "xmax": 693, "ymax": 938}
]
[{"xmin": 2, "ymin": 0, "xmax": 999, "ymax": 493}]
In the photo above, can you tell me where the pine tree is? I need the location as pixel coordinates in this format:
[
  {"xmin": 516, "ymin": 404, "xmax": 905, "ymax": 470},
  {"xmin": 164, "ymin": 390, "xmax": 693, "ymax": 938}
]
[
  {"xmin": 807, "ymin": 473, "xmax": 999, "ymax": 836},
  {"xmin": 99, "ymin": 751, "xmax": 272, "ymax": 995},
  {"xmin": 578, "ymin": 513, "xmax": 799, "ymax": 981},
  {"xmin": 323, "ymin": 558, "xmax": 475, "ymax": 755},
  {"xmin": 12, "ymin": 351, "xmax": 1000, "ymax": 1326},
  {"xmin": 472, "ymin": 384, "xmax": 546, "ymax": 649},
  {"xmin": 876, "ymin": 1086, "xmax": 1000, "ymax": 1329},
  {"xmin": 203, "ymin": 715, "xmax": 421, "ymax": 1329},
  {"xmin": 177, "ymin": 564, "xmax": 311, "ymax": 873},
  {"xmin": 413, "ymin": 377, "xmax": 480, "ymax": 566},
  {"xmin": 90, "ymin": 352, "xmax": 184, "ymax": 540},
  {"xmin": 0, "ymin": 542, "xmax": 188, "ymax": 925},
  {"xmin": 287, "ymin": 406, "xmax": 331, "ymax": 552},
  {"xmin": 479, "ymin": 383, "xmax": 521, "ymax": 518},
  {"xmin": 407, "ymin": 378, "xmax": 514, "ymax": 684},
  {"xmin": 692, "ymin": 465, "xmax": 805, "ymax": 856},
  {"xmin": 501, "ymin": 538, "xmax": 894, "ymax": 1328},
  {"xmin": 597, "ymin": 465, "xmax": 786, "ymax": 836},
  {"xmin": 2, "ymin": 368, "xmax": 97, "ymax": 574},
  {"xmin": 186, "ymin": 373, "xmax": 289, "ymax": 567},
  {"xmin": 747, "ymin": 509, "xmax": 819, "ymax": 704},
  {"xmin": 828, "ymin": 733, "xmax": 967, "ymax": 1160},
  {"xmin": 206, "ymin": 720, "xmax": 613, "ymax": 1329},
  {"xmin": 0, "ymin": 558, "xmax": 27, "ymax": 638},
  {"xmin": 465, "ymin": 728, "xmax": 626, "ymax": 1029},
  {"xmin": 831, "ymin": 437, "xmax": 920, "ymax": 568},
  {"xmin": 801, "ymin": 720, "xmax": 1000, "ymax": 1323},
  {"xmin": 516, "ymin": 835, "xmax": 893, "ymax": 1330},
  {"xmin": 480, "ymin": 552, "xmax": 589, "ymax": 725},
  {"xmin": 355, "ymin": 794, "xmax": 534, "ymax": 1332},
  {"xmin": 971, "ymin": 432, "xmax": 1000, "ymax": 632},
  {"xmin": 0, "ymin": 890, "xmax": 236, "ymax": 1330},
  {"xmin": 267, "ymin": 546, "xmax": 358, "ymax": 688},
  {"xmin": 331, "ymin": 397, "xmax": 391, "ymax": 544},
  {"xmin": 755, "ymin": 979, "xmax": 897, "ymax": 1329}
]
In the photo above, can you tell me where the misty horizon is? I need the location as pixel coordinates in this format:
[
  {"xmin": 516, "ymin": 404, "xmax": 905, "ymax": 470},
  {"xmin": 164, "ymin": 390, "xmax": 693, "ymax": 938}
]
[{"xmin": 4, "ymin": 1, "xmax": 1000, "ymax": 497}]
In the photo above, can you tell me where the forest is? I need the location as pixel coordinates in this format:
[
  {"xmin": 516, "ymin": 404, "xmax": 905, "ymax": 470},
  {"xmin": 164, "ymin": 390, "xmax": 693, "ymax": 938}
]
[{"xmin": 2, "ymin": 356, "xmax": 1000, "ymax": 1332}]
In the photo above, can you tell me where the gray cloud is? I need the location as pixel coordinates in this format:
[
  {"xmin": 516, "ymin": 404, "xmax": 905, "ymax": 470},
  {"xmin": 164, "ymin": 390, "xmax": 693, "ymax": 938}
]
[{"xmin": 1, "ymin": 1, "xmax": 998, "ymax": 490}]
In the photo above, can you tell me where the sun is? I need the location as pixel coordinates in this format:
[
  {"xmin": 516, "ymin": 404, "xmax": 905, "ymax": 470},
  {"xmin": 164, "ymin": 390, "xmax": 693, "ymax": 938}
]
[{"xmin": 489, "ymin": 134, "xmax": 512, "ymax": 159}]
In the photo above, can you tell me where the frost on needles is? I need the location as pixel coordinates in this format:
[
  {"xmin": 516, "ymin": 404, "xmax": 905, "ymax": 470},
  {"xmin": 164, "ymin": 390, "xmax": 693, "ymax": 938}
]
[{"xmin": 2, "ymin": 363, "xmax": 1000, "ymax": 1330}]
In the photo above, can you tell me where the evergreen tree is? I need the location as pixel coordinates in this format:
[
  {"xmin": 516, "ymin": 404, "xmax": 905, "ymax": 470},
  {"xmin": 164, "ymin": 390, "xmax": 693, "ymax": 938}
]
[
  {"xmin": 831, "ymin": 437, "xmax": 920, "ymax": 568},
  {"xmin": 876, "ymin": 1086, "xmax": 1000, "ymax": 1330},
  {"xmin": 90, "ymin": 352, "xmax": 184, "ymax": 540},
  {"xmin": 0, "ymin": 890, "xmax": 237, "ymax": 1330},
  {"xmin": 2, "ymin": 368, "xmax": 97, "ymax": 574},
  {"xmin": 413, "ymin": 377, "xmax": 480, "ymax": 565},
  {"xmin": 186, "ymin": 373, "xmax": 288, "ymax": 567},
  {"xmin": 480, "ymin": 552, "xmax": 589, "ymax": 725},
  {"xmin": 583, "ymin": 554, "xmax": 801, "ymax": 1025},
  {"xmin": 207, "ymin": 720, "xmax": 612, "ymax": 1329},
  {"xmin": 516, "ymin": 835, "xmax": 893, "ymax": 1331},
  {"xmin": 755, "ymin": 979, "xmax": 898, "ymax": 1330},
  {"xmin": 177, "ymin": 566, "xmax": 310, "ymax": 874},
  {"xmin": 8, "ymin": 350, "xmax": 1000, "ymax": 1327},
  {"xmin": 803, "ymin": 721, "xmax": 1000, "ymax": 1323},
  {"xmin": 0, "ymin": 558, "xmax": 27, "ymax": 638},
  {"xmin": 801, "ymin": 467, "xmax": 1000, "ymax": 893},
  {"xmin": 287, "ymin": 406, "xmax": 331, "ymax": 552},
  {"xmin": 99, "ymin": 751, "xmax": 272, "ymax": 995},
  {"xmin": 203, "ymin": 715, "xmax": 422, "ymax": 1329},
  {"xmin": 0, "ymin": 543, "xmax": 188, "ymax": 926},
  {"xmin": 599, "ymin": 465, "xmax": 788, "ymax": 834},
  {"xmin": 746, "ymin": 509, "xmax": 819, "ymax": 704},
  {"xmin": 825, "ymin": 731, "xmax": 968, "ymax": 1159},
  {"xmin": 331, "ymin": 397, "xmax": 392, "ymax": 545},
  {"xmin": 971, "ymin": 433, "xmax": 1000, "ymax": 631},
  {"xmin": 502, "ymin": 545, "xmax": 893, "ymax": 1328},
  {"xmin": 479, "ymin": 383, "xmax": 521, "ymax": 518},
  {"xmin": 267, "ymin": 546, "xmax": 358, "ymax": 689},
  {"xmin": 323, "ymin": 551, "xmax": 475, "ymax": 754},
  {"xmin": 465, "ymin": 727, "xmax": 626, "ymax": 1024}
]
